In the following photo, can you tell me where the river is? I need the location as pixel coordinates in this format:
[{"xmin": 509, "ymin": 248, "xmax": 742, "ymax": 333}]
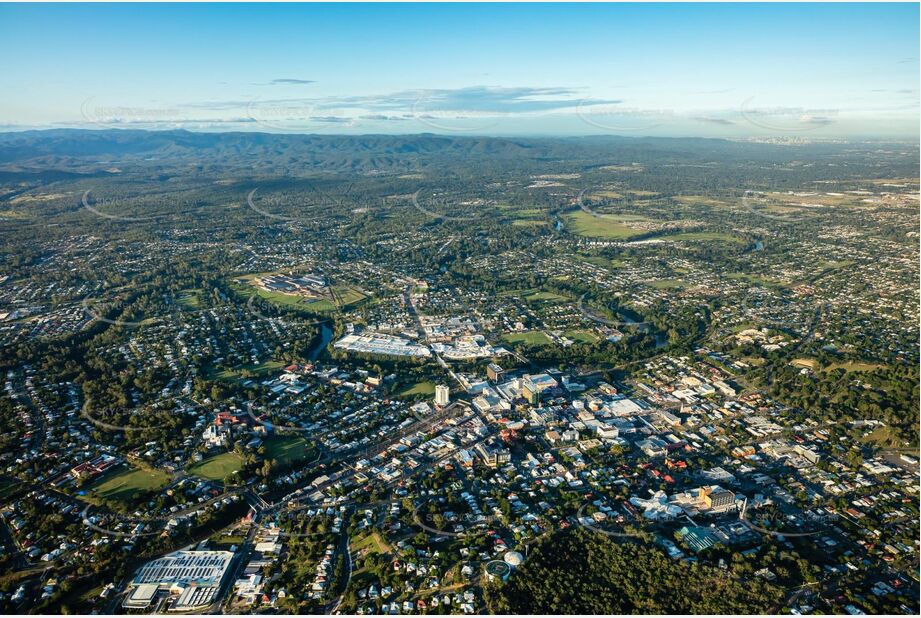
[{"xmin": 306, "ymin": 322, "xmax": 334, "ymax": 361}]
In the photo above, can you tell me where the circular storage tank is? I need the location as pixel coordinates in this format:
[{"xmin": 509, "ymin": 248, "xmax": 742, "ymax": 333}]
[
  {"xmin": 484, "ymin": 560, "xmax": 512, "ymax": 582},
  {"xmin": 503, "ymin": 551, "xmax": 524, "ymax": 567}
]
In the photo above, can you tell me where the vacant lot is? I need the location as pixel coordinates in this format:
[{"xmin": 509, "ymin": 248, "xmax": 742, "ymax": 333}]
[
  {"xmin": 210, "ymin": 533, "xmax": 246, "ymax": 550},
  {"xmin": 352, "ymin": 530, "xmax": 392, "ymax": 555}
]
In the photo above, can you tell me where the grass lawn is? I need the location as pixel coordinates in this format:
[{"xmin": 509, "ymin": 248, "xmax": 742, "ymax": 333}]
[
  {"xmin": 822, "ymin": 361, "xmax": 886, "ymax": 373},
  {"xmin": 497, "ymin": 288, "xmax": 538, "ymax": 298},
  {"xmin": 206, "ymin": 359, "xmax": 285, "ymax": 381},
  {"xmin": 765, "ymin": 204, "xmax": 806, "ymax": 215},
  {"xmin": 301, "ymin": 285, "xmax": 368, "ymax": 313},
  {"xmin": 588, "ymin": 190, "xmax": 624, "ymax": 199},
  {"xmin": 178, "ymin": 289, "xmax": 203, "ymax": 309},
  {"xmin": 572, "ymin": 254, "xmax": 628, "ymax": 270},
  {"xmin": 210, "ymin": 533, "xmax": 246, "ymax": 550},
  {"xmin": 352, "ymin": 530, "xmax": 392, "ymax": 555},
  {"xmin": 330, "ymin": 285, "xmax": 369, "ymax": 309},
  {"xmin": 85, "ymin": 465, "xmax": 171, "ymax": 503},
  {"xmin": 230, "ymin": 274, "xmax": 310, "ymax": 308},
  {"xmin": 302, "ymin": 298, "xmax": 338, "ymax": 312},
  {"xmin": 725, "ymin": 272, "xmax": 786, "ymax": 288},
  {"xmin": 648, "ymin": 279, "xmax": 685, "ymax": 290},
  {"xmin": 264, "ymin": 435, "xmax": 315, "ymax": 466},
  {"xmin": 564, "ymin": 329, "xmax": 600, "ymax": 343},
  {"xmin": 230, "ymin": 273, "xmax": 370, "ymax": 313},
  {"xmin": 188, "ymin": 452, "xmax": 245, "ymax": 481},
  {"xmin": 674, "ymin": 195, "xmax": 732, "ymax": 208},
  {"xmin": 503, "ymin": 331, "xmax": 552, "ymax": 346},
  {"xmin": 396, "ymin": 381, "xmax": 436, "ymax": 398},
  {"xmin": 664, "ymin": 231, "xmax": 744, "ymax": 244},
  {"xmin": 524, "ymin": 290, "xmax": 567, "ymax": 303},
  {"xmin": 563, "ymin": 210, "xmax": 647, "ymax": 239}
]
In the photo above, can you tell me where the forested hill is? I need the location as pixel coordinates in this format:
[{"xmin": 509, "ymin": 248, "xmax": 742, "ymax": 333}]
[
  {"xmin": 485, "ymin": 528, "xmax": 785, "ymax": 614},
  {"xmin": 1, "ymin": 129, "xmax": 914, "ymax": 179}
]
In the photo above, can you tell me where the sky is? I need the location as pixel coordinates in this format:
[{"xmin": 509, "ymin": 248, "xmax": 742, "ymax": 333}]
[{"xmin": 0, "ymin": 2, "xmax": 918, "ymax": 138}]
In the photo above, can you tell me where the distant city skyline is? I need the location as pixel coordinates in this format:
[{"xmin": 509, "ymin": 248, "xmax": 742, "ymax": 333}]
[{"xmin": 1, "ymin": 2, "xmax": 918, "ymax": 138}]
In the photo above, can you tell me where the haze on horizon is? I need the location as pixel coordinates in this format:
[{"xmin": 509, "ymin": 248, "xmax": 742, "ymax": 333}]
[{"xmin": 0, "ymin": 2, "xmax": 918, "ymax": 139}]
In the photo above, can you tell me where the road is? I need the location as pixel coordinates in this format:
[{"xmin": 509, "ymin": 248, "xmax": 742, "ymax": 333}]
[{"xmin": 215, "ymin": 521, "xmax": 260, "ymax": 613}]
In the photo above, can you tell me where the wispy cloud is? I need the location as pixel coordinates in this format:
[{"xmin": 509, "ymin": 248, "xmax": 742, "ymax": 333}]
[
  {"xmin": 249, "ymin": 78, "xmax": 317, "ymax": 86},
  {"xmin": 268, "ymin": 78, "xmax": 316, "ymax": 85},
  {"xmin": 692, "ymin": 116, "xmax": 735, "ymax": 126},
  {"xmin": 168, "ymin": 86, "xmax": 622, "ymax": 123},
  {"xmin": 403, "ymin": 86, "xmax": 620, "ymax": 114},
  {"xmin": 308, "ymin": 116, "xmax": 352, "ymax": 124}
]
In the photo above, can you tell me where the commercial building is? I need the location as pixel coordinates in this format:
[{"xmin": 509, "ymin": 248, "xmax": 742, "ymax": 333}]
[
  {"xmin": 333, "ymin": 333, "xmax": 431, "ymax": 358},
  {"xmin": 486, "ymin": 363, "xmax": 505, "ymax": 382},
  {"xmin": 123, "ymin": 550, "xmax": 235, "ymax": 611},
  {"xmin": 474, "ymin": 439, "xmax": 511, "ymax": 467},
  {"xmin": 434, "ymin": 384, "xmax": 450, "ymax": 407}
]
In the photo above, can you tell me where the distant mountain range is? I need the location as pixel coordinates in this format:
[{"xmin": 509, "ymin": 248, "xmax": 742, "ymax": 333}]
[{"xmin": 0, "ymin": 128, "xmax": 906, "ymax": 176}]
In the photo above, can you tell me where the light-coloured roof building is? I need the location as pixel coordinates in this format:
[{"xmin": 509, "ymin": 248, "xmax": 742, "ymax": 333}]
[{"xmin": 124, "ymin": 550, "xmax": 234, "ymax": 611}]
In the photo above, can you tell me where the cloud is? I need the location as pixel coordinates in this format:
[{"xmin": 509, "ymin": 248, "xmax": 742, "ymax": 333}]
[
  {"xmin": 268, "ymin": 78, "xmax": 316, "ymax": 85},
  {"xmin": 797, "ymin": 115, "xmax": 835, "ymax": 127},
  {"xmin": 308, "ymin": 116, "xmax": 353, "ymax": 124},
  {"xmin": 170, "ymin": 86, "xmax": 621, "ymax": 125},
  {"xmin": 404, "ymin": 86, "xmax": 620, "ymax": 114},
  {"xmin": 692, "ymin": 116, "xmax": 735, "ymax": 125},
  {"xmin": 360, "ymin": 114, "xmax": 410, "ymax": 121}
]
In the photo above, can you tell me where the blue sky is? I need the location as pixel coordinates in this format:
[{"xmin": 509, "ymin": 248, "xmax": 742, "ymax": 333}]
[{"xmin": 0, "ymin": 2, "xmax": 918, "ymax": 138}]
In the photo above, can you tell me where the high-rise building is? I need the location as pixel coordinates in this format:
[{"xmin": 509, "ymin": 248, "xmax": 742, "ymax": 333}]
[
  {"xmin": 487, "ymin": 363, "xmax": 505, "ymax": 382},
  {"xmin": 434, "ymin": 384, "xmax": 450, "ymax": 406}
]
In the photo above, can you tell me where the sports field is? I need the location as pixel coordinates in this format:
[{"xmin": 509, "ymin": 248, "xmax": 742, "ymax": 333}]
[
  {"xmin": 86, "ymin": 465, "xmax": 171, "ymax": 503},
  {"xmin": 188, "ymin": 452, "xmax": 244, "ymax": 481}
]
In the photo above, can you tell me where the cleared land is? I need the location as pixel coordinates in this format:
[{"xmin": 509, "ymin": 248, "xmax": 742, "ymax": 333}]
[{"xmin": 352, "ymin": 530, "xmax": 392, "ymax": 555}]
